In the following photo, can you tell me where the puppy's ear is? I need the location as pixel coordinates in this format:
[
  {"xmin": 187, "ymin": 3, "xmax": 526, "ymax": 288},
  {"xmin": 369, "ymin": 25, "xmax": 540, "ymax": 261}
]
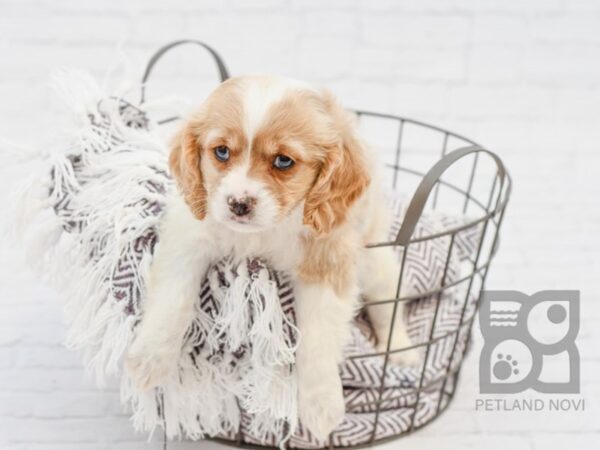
[
  {"xmin": 169, "ymin": 123, "xmax": 207, "ymax": 220},
  {"xmin": 303, "ymin": 96, "xmax": 370, "ymax": 236}
]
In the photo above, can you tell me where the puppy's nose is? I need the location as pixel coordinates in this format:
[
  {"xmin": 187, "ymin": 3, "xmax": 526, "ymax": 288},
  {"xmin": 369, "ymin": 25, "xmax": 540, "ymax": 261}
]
[{"xmin": 227, "ymin": 196, "xmax": 255, "ymax": 217}]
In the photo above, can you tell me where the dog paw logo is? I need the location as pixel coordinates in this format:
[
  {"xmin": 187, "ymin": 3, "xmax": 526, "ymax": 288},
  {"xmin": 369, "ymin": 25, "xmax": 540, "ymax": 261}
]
[{"xmin": 479, "ymin": 290, "xmax": 580, "ymax": 394}]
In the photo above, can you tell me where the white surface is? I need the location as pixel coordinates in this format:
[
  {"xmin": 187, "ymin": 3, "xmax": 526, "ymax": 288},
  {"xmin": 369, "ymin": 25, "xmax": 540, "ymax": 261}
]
[{"xmin": 0, "ymin": 0, "xmax": 599, "ymax": 449}]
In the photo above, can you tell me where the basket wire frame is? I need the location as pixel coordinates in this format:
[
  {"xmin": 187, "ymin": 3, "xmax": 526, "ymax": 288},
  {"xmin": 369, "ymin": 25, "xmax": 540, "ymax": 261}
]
[
  {"xmin": 139, "ymin": 40, "xmax": 512, "ymax": 450},
  {"xmin": 349, "ymin": 110, "xmax": 511, "ymax": 448}
]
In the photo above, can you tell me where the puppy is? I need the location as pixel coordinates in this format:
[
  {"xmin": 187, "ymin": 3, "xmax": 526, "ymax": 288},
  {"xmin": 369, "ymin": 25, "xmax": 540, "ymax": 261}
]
[{"xmin": 126, "ymin": 75, "xmax": 419, "ymax": 439}]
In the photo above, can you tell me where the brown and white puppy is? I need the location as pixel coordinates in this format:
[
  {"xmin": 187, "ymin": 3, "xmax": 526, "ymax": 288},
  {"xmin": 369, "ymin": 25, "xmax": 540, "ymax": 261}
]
[{"xmin": 126, "ymin": 75, "xmax": 418, "ymax": 439}]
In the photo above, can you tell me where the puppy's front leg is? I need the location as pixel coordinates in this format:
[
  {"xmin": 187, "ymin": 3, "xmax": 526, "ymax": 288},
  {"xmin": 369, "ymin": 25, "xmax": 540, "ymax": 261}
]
[
  {"xmin": 294, "ymin": 280, "xmax": 357, "ymax": 440},
  {"xmin": 126, "ymin": 197, "xmax": 215, "ymax": 391}
]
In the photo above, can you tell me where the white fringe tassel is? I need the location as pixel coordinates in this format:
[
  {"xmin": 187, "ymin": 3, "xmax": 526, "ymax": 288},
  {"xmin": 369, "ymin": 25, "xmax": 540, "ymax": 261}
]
[{"xmin": 8, "ymin": 69, "xmax": 299, "ymax": 447}]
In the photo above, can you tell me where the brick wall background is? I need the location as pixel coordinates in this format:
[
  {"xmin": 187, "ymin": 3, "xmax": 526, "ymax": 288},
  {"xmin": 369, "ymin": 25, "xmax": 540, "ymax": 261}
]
[{"xmin": 0, "ymin": 1, "xmax": 598, "ymax": 449}]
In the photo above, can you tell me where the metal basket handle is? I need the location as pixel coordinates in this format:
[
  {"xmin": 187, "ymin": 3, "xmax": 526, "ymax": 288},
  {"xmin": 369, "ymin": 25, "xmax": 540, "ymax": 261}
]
[
  {"xmin": 395, "ymin": 145, "xmax": 507, "ymax": 246},
  {"xmin": 139, "ymin": 39, "xmax": 230, "ymax": 105}
]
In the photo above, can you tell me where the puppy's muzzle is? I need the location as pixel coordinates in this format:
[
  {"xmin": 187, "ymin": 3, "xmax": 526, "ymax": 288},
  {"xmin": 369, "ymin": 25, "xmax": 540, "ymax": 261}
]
[{"xmin": 227, "ymin": 196, "xmax": 256, "ymax": 217}]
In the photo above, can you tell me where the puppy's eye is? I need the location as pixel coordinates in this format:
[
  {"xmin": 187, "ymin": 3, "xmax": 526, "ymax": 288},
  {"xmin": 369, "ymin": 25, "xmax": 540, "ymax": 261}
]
[
  {"xmin": 273, "ymin": 155, "xmax": 295, "ymax": 170},
  {"xmin": 214, "ymin": 146, "xmax": 230, "ymax": 162}
]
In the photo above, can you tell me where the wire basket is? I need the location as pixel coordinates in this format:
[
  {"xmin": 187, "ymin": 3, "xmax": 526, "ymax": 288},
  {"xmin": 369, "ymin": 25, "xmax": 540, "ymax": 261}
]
[
  {"xmin": 141, "ymin": 40, "xmax": 512, "ymax": 449},
  {"xmin": 349, "ymin": 112, "xmax": 511, "ymax": 445}
]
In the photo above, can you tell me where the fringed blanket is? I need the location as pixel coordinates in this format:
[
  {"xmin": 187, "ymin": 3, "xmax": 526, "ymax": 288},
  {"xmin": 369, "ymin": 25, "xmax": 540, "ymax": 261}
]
[{"xmin": 11, "ymin": 71, "xmax": 480, "ymax": 449}]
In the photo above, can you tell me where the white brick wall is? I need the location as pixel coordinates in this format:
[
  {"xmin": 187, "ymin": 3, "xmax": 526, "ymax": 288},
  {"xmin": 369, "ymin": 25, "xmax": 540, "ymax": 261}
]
[{"xmin": 0, "ymin": 1, "xmax": 599, "ymax": 449}]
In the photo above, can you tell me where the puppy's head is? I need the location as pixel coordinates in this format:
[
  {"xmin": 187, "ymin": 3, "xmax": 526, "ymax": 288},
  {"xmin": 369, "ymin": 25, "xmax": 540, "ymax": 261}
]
[{"xmin": 169, "ymin": 75, "xmax": 370, "ymax": 236}]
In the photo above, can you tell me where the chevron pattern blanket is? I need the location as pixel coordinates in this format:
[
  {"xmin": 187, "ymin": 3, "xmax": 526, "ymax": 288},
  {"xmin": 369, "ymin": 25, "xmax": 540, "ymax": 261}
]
[{"xmin": 13, "ymin": 72, "xmax": 480, "ymax": 449}]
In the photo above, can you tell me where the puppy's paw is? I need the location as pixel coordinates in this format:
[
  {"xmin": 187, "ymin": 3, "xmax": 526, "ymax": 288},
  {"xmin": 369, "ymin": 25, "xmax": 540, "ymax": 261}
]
[
  {"xmin": 376, "ymin": 338, "xmax": 421, "ymax": 367},
  {"xmin": 298, "ymin": 381, "xmax": 345, "ymax": 440},
  {"xmin": 387, "ymin": 346, "xmax": 421, "ymax": 367},
  {"xmin": 125, "ymin": 335, "xmax": 180, "ymax": 391}
]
